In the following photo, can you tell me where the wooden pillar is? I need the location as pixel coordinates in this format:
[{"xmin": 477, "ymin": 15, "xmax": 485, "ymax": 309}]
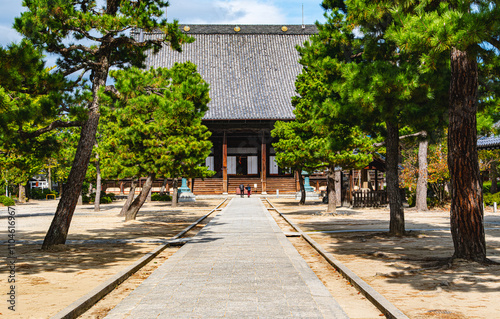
[
  {"xmin": 261, "ymin": 133, "xmax": 267, "ymax": 194},
  {"xmin": 375, "ymin": 169, "xmax": 379, "ymax": 191},
  {"xmin": 222, "ymin": 132, "xmax": 228, "ymax": 194}
]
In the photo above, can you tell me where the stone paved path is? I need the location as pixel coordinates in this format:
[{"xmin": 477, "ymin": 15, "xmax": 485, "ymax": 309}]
[{"xmin": 105, "ymin": 197, "xmax": 349, "ymax": 318}]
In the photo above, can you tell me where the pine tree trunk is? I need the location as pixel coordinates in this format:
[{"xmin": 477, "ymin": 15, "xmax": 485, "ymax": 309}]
[
  {"xmin": 124, "ymin": 174, "xmax": 155, "ymax": 221},
  {"xmin": 42, "ymin": 62, "xmax": 108, "ymax": 250},
  {"xmin": 120, "ymin": 179, "xmax": 136, "ymax": 216},
  {"xmin": 386, "ymin": 120, "xmax": 405, "ymax": 236},
  {"xmin": 416, "ymin": 137, "xmax": 429, "ymax": 211},
  {"xmin": 326, "ymin": 167, "xmax": 337, "ymax": 213},
  {"xmin": 448, "ymin": 48, "xmax": 486, "ymax": 262},
  {"xmin": 160, "ymin": 179, "xmax": 168, "ymax": 195},
  {"xmin": 94, "ymin": 150, "xmax": 101, "ymax": 212},
  {"xmin": 298, "ymin": 171, "xmax": 306, "ymax": 205},
  {"xmin": 172, "ymin": 178, "xmax": 178, "ymax": 208},
  {"xmin": 18, "ymin": 183, "xmax": 26, "ymax": 204},
  {"xmin": 490, "ymin": 161, "xmax": 498, "ymax": 194},
  {"xmin": 48, "ymin": 165, "xmax": 52, "ymax": 191}
]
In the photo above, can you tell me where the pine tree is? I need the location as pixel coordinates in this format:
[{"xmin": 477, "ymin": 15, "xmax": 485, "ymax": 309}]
[
  {"xmin": 385, "ymin": 0, "xmax": 500, "ymax": 261},
  {"xmin": 273, "ymin": 12, "xmax": 373, "ymax": 212},
  {"xmin": 100, "ymin": 63, "xmax": 213, "ymax": 221},
  {"xmin": 14, "ymin": 0, "xmax": 191, "ymax": 249},
  {"xmin": 314, "ymin": 1, "xmax": 449, "ymax": 234}
]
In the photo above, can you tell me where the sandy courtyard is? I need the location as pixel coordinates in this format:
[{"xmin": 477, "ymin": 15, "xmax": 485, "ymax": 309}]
[{"xmin": 1, "ymin": 197, "xmax": 499, "ymax": 318}]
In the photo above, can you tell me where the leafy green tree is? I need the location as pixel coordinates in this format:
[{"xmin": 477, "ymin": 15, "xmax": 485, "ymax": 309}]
[
  {"xmin": 100, "ymin": 63, "xmax": 213, "ymax": 221},
  {"xmin": 384, "ymin": 0, "xmax": 500, "ymax": 261},
  {"xmin": 14, "ymin": 0, "xmax": 191, "ymax": 249}
]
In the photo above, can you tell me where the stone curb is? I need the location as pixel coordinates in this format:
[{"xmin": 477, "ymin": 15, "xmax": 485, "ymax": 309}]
[
  {"xmin": 50, "ymin": 198, "xmax": 228, "ymax": 319},
  {"xmin": 264, "ymin": 199, "xmax": 410, "ymax": 319}
]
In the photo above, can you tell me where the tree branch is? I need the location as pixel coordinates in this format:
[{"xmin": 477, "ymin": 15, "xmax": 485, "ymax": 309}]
[
  {"xmin": 105, "ymin": 85, "xmax": 120, "ymax": 97},
  {"xmin": 20, "ymin": 120, "xmax": 84, "ymax": 139},
  {"xmin": 373, "ymin": 130, "xmax": 427, "ymax": 147}
]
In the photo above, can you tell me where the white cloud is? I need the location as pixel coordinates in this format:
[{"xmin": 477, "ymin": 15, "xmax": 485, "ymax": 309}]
[
  {"xmin": 212, "ymin": 0, "xmax": 286, "ymax": 24},
  {"xmin": 0, "ymin": 26, "xmax": 22, "ymax": 45},
  {"xmin": 167, "ymin": 0, "xmax": 287, "ymax": 24}
]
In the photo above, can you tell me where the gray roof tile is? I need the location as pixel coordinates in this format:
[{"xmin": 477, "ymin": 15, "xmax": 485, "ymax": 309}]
[
  {"xmin": 134, "ymin": 25, "xmax": 317, "ymax": 120},
  {"xmin": 477, "ymin": 136, "xmax": 500, "ymax": 150}
]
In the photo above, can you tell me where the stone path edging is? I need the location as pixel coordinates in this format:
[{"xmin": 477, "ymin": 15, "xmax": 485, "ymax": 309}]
[
  {"xmin": 50, "ymin": 198, "xmax": 228, "ymax": 319},
  {"xmin": 264, "ymin": 199, "xmax": 410, "ymax": 319}
]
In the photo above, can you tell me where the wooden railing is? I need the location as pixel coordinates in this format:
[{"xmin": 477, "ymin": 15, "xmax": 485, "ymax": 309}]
[{"xmin": 352, "ymin": 190, "xmax": 388, "ymax": 208}]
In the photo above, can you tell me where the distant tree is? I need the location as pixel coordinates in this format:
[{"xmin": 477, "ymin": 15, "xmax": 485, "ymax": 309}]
[
  {"xmin": 100, "ymin": 63, "xmax": 213, "ymax": 221},
  {"xmin": 14, "ymin": 0, "xmax": 191, "ymax": 249}
]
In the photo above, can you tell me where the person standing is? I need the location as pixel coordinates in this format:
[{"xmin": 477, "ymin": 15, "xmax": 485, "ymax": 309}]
[
  {"xmin": 239, "ymin": 184, "xmax": 245, "ymax": 198},
  {"xmin": 246, "ymin": 185, "xmax": 251, "ymax": 198}
]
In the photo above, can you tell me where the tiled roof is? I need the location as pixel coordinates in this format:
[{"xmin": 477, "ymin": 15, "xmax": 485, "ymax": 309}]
[
  {"xmin": 134, "ymin": 25, "xmax": 317, "ymax": 120},
  {"xmin": 477, "ymin": 136, "xmax": 500, "ymax": 150}
]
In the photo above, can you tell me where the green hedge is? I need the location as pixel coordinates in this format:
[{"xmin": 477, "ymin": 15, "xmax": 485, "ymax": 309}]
[
  {"xmin": 29, "ymin": 188, "xmax": 58, "ymax": 200},
  {"xmin": 151, "ymin": 193, "xmax": 172, "ymax": 201},
  {"xmin": 83, "ymin": 191, "xmax": 115, "ymax": 204},
  {"xmin": 483, "ymin": 181, "xmax": 500, "ymax": 194},
  {"xmin": 0, "ymin": 195, "xmax": 15, "ymax": 206}
]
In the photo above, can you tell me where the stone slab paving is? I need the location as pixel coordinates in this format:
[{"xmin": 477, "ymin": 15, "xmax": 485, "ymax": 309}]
[{"xmin": 105, "ymin": 197, "xmax": 348, "ymax": 318}]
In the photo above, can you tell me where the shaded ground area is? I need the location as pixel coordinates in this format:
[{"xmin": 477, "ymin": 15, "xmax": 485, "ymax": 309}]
[
  {"xmin": 269, "ymin": 198, "xmax": 500, "ymax": 319},
  {"xmin": 0, "ymin": 199, "xmax": 223, "ymax": 318}
]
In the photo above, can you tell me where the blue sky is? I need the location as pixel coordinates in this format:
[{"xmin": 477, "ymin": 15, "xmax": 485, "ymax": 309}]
[{"xmin": 0, "ymin": 0, "xmax": 327, "ymax": 46}]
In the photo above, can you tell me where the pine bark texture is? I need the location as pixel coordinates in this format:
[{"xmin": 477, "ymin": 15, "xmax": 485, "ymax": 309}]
[
  {"xmin": 120, "ymin": 179, "xmax": 136, "ymax": 216},
  {"xmin": 42, "ymin": 60, "xmax": 108, "ymax": 249},
  {"xmin": 94, "ymin": 151, "xmax": 101, "ymax": 212},
  {"xmin": 448, "ymin": 48, "xmax": 486, "ymax": 261},
  {"xmin": 125, "ymin": 174, "xmax": 155, "ymax": 221},
  {"xmin": 327, "ymin": 168, "xmax": 336, "ymax": 213},
  {"xmin": 172, "ymin": 178, "xmax": 178, "ymax": 208},
  {"xmin": 298, "ymin": 171, "xmax": 306, "ymax": 205},
  {"xmin": 18, "ymin": 183, "xmax": 26, "ymax": 204},
  {"xmin": 416, "ymin": 138, "xmax": 429, "ymax": 211},
  {"xmin": 386, "ymin": 120, "xmax": 405, "ymax": 236}
]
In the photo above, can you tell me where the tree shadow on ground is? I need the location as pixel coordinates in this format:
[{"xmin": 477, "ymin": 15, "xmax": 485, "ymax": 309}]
[
  {"xmin": 0, "ymin": 202, "xmax": 224, "ymax": 276},
  {"xmin": 268, "ymin": 199, "xmax": 500, "ymax": 296}
]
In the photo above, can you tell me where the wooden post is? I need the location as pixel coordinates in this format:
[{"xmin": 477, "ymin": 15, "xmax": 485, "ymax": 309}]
[
  {"xmin": 261, "ymin": 133, "xmax": 267, "ymax": 194},
  {"xmin": 222, "ymin": 132, "xmax": 228, "ymax": 194}
]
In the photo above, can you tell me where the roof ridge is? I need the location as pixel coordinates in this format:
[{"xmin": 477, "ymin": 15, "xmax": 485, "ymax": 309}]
[{"xmin": 133, "ymin": 24, "xmax": 318, "ymax": 35}]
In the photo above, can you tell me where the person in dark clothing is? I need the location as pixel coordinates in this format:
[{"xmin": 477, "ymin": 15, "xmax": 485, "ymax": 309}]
[
  {"xmin": 239, "ymin": 184, "xmax": 245, "ymax": 198},
  {"xmin": 246, "ymin": 185, "xmax": 251, "ymax": 198}
]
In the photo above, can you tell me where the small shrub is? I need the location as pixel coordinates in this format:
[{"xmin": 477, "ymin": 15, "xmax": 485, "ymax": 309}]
[
  {"xmin": 484, "ymin": 192, "xmax": 500, "ymax": 206},
  {"xmin": 151, "ymin": 193, "xmax": 172, "ymax": 201},
  {"xmin": 0, "ymin": 195, "xmax": 15, "ymax": 206}
]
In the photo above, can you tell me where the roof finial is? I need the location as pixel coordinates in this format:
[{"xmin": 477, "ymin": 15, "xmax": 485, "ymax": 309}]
[{"xmin": 302, "ymin": 3, "xmax": 305, "ymax": 29}]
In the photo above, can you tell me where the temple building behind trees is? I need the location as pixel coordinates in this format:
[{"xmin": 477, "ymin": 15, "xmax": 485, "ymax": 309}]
[{"xmin": 106, "ymin": 25, "xmax": 318, "ymax": 195}]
